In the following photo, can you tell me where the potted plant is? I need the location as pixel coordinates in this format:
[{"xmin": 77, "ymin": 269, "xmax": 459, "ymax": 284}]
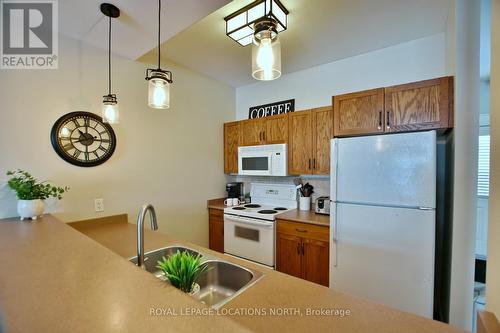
[
  {"xmin": 156, "ymin": 250, "xmax": 209, "ymax": 295},
  {"xmin": 6, "ymin": 169, "xmax": 69, "ymax": 220}
]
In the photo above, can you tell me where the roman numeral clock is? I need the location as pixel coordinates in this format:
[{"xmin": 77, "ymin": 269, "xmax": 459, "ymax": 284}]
[{"xmin": 50, "ymin": 112, "xmax": 116, "ymax": 167}]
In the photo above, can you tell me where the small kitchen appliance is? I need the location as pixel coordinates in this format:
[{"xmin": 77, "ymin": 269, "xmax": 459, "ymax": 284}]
[
  {"xmin": 315, "ymin": 196, "xmax": 330, "ymax": 215},
  {"xmin": 226, "ymin": 182, "xmax": 244, "ymax": 199}
]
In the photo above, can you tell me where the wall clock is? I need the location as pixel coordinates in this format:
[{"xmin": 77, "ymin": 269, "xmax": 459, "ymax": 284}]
[{"xmin": 50, "ymin": 111, "xmax": 116, "ymax": 167}]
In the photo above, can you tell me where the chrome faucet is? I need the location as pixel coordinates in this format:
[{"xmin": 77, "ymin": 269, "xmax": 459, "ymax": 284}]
[{"xmin": 136, "ymin": 204, "xmax": 158, "ymax": 269}]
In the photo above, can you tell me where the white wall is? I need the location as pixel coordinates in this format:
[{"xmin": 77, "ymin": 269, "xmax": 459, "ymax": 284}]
[
  {"xmin": 486, "ymin": 0, "xmax": 500, "ymax": 319},
  {"xmin": 447, "ymin": 0, "xmax": 481, "ymax": 329},
  {"xmin": 0, "ymin": 36, "xmax": 235, "ymax": 247},
  {"xmin": 236, "ymin": 33, "xmax": 446, "ymax": 119}
]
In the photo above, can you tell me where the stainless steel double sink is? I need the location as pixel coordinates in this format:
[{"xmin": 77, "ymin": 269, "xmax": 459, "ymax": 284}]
[{"xmin": 128, "ymin": 246, "xmax": 263, "ymax": 309}]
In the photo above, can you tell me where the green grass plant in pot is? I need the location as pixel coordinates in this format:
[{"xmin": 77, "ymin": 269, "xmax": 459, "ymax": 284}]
[
  {"xmin": 6, "ymin": 169, "xmax": 69, "ymax": 221},
  {"xmin": 156, "ymin": 250, "xmax": 210, "ymax": 294}
]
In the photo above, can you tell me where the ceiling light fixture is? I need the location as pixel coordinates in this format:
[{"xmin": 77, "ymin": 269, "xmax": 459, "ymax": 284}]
[
  {"xmin": 101, "ymin": 3, "xmax": 120, "ymax": 124},
  {"xmin": 224, "ymin": 0, "xmax": 288, "ymax": 81},
  {"xmin": 145, "ymin": 0, "xmax": 173, "ymax": 109}
]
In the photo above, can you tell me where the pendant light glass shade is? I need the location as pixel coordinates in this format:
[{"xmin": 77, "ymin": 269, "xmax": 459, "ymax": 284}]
[
  {"xmin": 102, "ymin": 95, "xmax": 119, "ymax": 124},
  {"xmin": 147, "ymin": 70, "xmax": 170, "ymax": 109},
  {"xmin": 252, "ymin": 31, "xmax": 281, "ymax": 81}
]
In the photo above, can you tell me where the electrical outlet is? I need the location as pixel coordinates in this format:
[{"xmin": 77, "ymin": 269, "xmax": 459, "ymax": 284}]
[{"xmin": 94, "ymin": 198, "xmax": 104, "ymax": 212}]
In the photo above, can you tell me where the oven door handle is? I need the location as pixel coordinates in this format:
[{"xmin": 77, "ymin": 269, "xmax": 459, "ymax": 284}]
[{"xmin": 224, "ymin": 215, "xmax": 274, "ymax": 228}]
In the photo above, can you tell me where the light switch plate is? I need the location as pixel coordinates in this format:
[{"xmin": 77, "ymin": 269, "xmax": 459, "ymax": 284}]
[{"xmin": 94, "ymin": 198, "xmax": 104, "ymax": 212}]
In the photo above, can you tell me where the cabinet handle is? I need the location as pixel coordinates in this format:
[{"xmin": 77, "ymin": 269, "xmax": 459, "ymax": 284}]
[
  {"xmin": 308, "ymin": 159, "xmax": 311, "ymax": 170},
  {"xmin": 386, "ymin": 111, "xmax": 391, "ymax": 129},
  {"xmin": 297, "ymin": 243, "xmax": 301, "ymax": 255},
  {"xmin": 313, "ymin": 158, "xmax": 316, "ymax": 170},
  {"xmin": 301, "ymin": 243, "xmax": 305, "ymax": 255},
  {"xmin": 295, "ymin": 228, "xmax": 307, "ymax": 233},
  {"xmin": 259, "ymin": 131, "xmax": 262, "ymax": 141},
  {"xmin": 263, "ymin": 131, "xmax": 266, "ymax": 141},
  {"xmin": 378, "ymin": 111, "xmax": 382, "ymax": 130}
]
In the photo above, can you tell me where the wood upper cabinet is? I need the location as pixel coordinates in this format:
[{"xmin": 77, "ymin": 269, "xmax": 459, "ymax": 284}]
[
  {"xmin": 311, "ymin": 107, "xmax": 333, "ymax": 174},
  {"xmin": 224, "ymin": 122, "xmax": 239, "ymax": 174},
  {"xmin": 239, "ymin": 118, "xmax": 264, "ymax": 146},
  {"xmin": 208, "ymin": 209, "xmax": 224, "ymax": 253},
  {"xmin": 239, "ymin": 114, "xmax": 289, "ymax": 146},
  {"xmin": 333, "ymin": 88, "xmax": 385, "ymax": 137},
  {"xmin": 276, "ymin": 219, "xmax": 329, "ymax": 287},
  {"xmin": 288, "ymin": 110, "xmax": 313, "ymax": 174},
  {"xmin": 385, "ymin": 76, "xmax": 453, "ymax": 132},
  {"xmin": 288, "ymin": 107, "xmax": 333, "ymax": 175},
  {"xmin": 264, "ymin": 113, "xmax": 288, "ymax": 144}
]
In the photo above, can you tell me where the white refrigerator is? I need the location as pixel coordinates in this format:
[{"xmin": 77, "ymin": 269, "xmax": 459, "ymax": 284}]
[{"xmin": 330, "ymin": 131, "xmax": 436, "ymax": 318}]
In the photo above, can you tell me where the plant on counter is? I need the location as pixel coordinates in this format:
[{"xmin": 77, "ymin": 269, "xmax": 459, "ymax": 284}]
[
  {"xmin": 6, "ymin": 169, "xmax": 69, "ymax": 220},
  {"xmin": 156, "ymin": 250, "xmax": 210, "ymax": 294}
]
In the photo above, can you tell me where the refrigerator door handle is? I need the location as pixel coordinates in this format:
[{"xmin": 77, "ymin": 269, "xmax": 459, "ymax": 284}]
[{"xmin": 332, "ymin": 207, "xmax": 338, "ymax": 267}]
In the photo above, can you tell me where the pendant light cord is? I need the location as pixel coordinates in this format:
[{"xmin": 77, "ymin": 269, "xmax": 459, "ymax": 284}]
[
  {"xmin": 108, "ymin": 15, "xmax": 112, "ymax": 95},
  {"xmin": 157, "ymin": 0, "xmax": 161, "ymax": 69}
]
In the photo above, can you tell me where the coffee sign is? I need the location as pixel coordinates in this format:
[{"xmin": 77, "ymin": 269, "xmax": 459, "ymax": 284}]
[{"xmin": 248, "ymin": 99, "xmax": 295, "ymax": 119}]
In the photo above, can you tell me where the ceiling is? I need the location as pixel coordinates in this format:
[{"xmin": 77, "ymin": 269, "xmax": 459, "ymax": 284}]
[
  {"xmin": 139, "ymin": 0, "xmax": 453, "ymax": 87},
  {"xmin": 59, "ymin": 0, "xmax": 230, "ymax": 60}
]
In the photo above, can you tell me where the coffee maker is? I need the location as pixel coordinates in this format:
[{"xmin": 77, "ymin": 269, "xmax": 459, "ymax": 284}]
[{"xmin": 226, "ymin": 182, "xmax": 244, "ymax": 201}]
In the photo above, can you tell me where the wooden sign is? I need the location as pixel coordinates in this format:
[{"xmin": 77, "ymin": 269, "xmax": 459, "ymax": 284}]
[{"xmin": 248, "ymin": 99, "xmax": 295, "ymax": 119}]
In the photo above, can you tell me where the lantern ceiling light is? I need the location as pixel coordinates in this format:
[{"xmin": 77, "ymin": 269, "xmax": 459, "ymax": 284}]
[
  {"xmin": 224, "ymin": 0, "xmax": 289, "ymax": 81},
  {"xmin": 145, "ymin": 0, "xmax": 173, "ymax": 109}
]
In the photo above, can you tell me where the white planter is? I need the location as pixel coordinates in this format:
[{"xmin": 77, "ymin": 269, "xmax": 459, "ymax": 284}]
[
  {"xmin": 299, "ymin": 197, "xmax": 311, "ymax": 211},
  {"xmin": 17, "ymin": 199, "xmax": 44, "ymax": 220}
]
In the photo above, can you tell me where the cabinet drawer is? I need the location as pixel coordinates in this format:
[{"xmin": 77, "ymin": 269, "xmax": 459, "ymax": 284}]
[{"xmin": 276, "ymin": 220, "xmax": 329, "ymax": 242}]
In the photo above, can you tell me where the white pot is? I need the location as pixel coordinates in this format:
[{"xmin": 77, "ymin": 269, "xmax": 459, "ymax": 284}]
[
  {"xmin": 299, "ymin": 197, "xmax": 311, "ymax": 211},
  {"xmin": 17, "ymin": 199, "xmax": 45, "ymax": 221}
]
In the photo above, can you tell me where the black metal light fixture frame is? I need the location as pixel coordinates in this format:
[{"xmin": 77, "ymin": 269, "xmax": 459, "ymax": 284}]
[
  {"xmin": 145, "ymin": 0, "xmax": 173, "ymax": 85},
  {"xmin": 101, "ymin": 3, "xmax": 120, "ymax": 106},
  {"xmin": 224, "ymin": 0, "xmax": 289, "ymax": 46}
]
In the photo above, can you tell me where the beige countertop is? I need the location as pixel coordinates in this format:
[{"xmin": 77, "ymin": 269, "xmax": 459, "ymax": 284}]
[
  {"xmin": 276, "ymin": 209, "xmax": 330, "ymax": 227},
  {"xmin": 0, "ymin": 215, "xmax": 465, "ymax": 333}
]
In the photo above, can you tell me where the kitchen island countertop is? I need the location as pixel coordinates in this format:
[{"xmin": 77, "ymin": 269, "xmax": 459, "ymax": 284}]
[{"xmin": 0, "ymin": 215, "xmax": 465, "ymax": 333}]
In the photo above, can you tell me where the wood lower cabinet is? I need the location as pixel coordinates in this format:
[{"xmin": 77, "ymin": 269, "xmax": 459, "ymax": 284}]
[
  {"xmin": 224, "ymin": 122, "xmax": 239, "ymax": 174},
  {"xmin": 333, "ymin": 88, "xmax": 385, "ymax": 137},
  {"xmin": 385, "ymin": 76, "xmax": 453, "ymax": 132},
  {"xmin": 276, "ymin": 219, "xmax": 329, "ymax": 286},
  {"xmin": 208, "ymin": 209, "xmax": 224, "ymax": 253},
  {"xmin": 288, "ymin": 107, "xmax": 333, "ymax": 175}
]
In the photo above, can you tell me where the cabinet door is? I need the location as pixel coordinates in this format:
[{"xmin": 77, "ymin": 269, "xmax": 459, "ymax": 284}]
[
  {"xmin": 239, "ymin": 118, "xmax": 264, "ymax": 146},
  {"xmin": 312, "ymin": 106, "xmax": 333, "ymax": 175},
  {"xmin": 302, "ymin": 238, "xmax": 330, "ymax": 287},
  {"xmin": 276, "ymin": 232, "xmax": 303, "ymax": 279},
  {"xmin": 264, "ymin": 113, "xmax": 288, "ymax": 144},
  {"xmin": 385, "ymin": 76, "xmax": 453, "ymax": 132},
  {"xmin": 224, "ymin": 122, "xmax": 239, "ymax": 174},
  {"xmin": 333, "ymin": 88, "xmax": 385, "ymax": 137},
  {"xmin": 208, "ymin": 209, "xmax": 224, "ymax": 253},
  {"xmin": 288, "ymin": 110, "xmax": 313, "ymax": 175}
]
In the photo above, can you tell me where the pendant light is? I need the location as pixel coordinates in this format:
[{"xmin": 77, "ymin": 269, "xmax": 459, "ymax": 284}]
[
  {"xmin": 224, "ymin": 0, "xmax": 288, "ymax": 82},
  {"xmin": 145, "ymin": 0, "xmax": 173, "ymax": 109},
  {"xmin": 101, "ymin": 3, "xmax": 120, "ymax": 124}
]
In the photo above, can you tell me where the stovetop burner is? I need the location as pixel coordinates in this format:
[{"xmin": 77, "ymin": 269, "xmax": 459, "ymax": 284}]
[
  {"xmin": 273, "ymin": 207, "xmax": 288, "ymax": 211},
  {"xmin": 232, "ymin": 207, "xmax": 246, "ymax": 210},
  {"xmin": 258, "ymin": 210, "xmax": 277, "ymax": 214},
  {"xmin": 244, "ymin": 204, "xmax": 261, "ymax": 208}
]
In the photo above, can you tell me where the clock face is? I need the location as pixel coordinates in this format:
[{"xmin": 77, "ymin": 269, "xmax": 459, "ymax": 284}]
[{"xmin": 50, "ymin": 111, "xmax": 116, "ymax": 167}]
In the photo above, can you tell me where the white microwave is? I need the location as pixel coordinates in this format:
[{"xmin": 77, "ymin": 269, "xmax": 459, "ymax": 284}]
[{"xmin": 238, "ymin": 144, "xmax": 287, "ymax": 176}]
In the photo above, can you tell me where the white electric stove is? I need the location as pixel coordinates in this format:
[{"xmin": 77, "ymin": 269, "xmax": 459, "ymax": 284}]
[{"xmin": 223, "ymin": 183, "xmax": 297, "ymax": 268}]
